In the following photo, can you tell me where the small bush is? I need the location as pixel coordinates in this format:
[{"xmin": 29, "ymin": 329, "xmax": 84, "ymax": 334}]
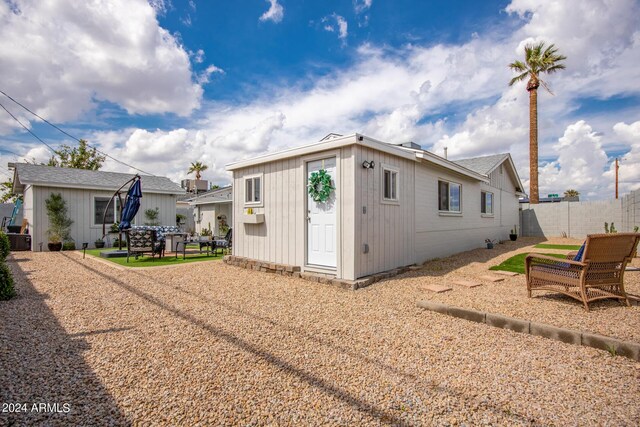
[
  {"xmin": 0, "ymin": 262, "xmax": 16, "ymax": 300},
  {"xmin": 0, "ymin": 232, "xmax": 9, "ymax": 261},
  {"xmin": 62, "ymin": 241, "xmax": 76, "ymax": 251}
]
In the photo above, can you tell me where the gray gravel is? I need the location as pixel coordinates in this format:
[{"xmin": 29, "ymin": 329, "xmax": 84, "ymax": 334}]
[{"xmin": 1, "ymin": 246, "xmax": 639, "ymax": 426}]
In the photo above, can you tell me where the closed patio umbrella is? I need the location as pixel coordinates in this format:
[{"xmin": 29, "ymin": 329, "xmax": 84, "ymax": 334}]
[
  {"xmin": 101, "ymin": 175, "xmax": 142, "ymax": 251},
  {"xmin": 119, "ymin": 177, "xmax": 142, "ymax": 231}
]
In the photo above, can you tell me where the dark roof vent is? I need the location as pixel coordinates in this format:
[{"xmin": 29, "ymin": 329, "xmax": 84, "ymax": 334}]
[{"xmin": 396, "ymin": 141, "xmax": 421, "ymax": 150}]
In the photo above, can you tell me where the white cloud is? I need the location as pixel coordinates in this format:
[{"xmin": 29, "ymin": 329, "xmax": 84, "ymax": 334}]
[
  {"xmin": 3, "ymin": 0, "xmax": 639, "ymax": 201},
  {"xmin": 259, "ymin": 0, "xmax": 284, "ymax": 23},
  {"xmin": 354, "ymin": 0, "xmax": 372, "ymax": 14},
  {"xmin": 0, "ymin": 0, "xmax": 202, "ymax": 134},
  {"xmin": 322, "ymin": 14, "xmax": 348, "ymax": 41},
  {"xmin": 196, "ymin": 64, "xmax": 224, "ymax": 84},
  {"xmin": 148, "ymin": 0, "xmax": 172, "ymax": 16},
  {"xmin": 610, "ymin": 121, "xmax": 640, "ymax": 193},
  {"xmin": 537, "ymin": 121, "xmax": 609, "ymax": 198}
]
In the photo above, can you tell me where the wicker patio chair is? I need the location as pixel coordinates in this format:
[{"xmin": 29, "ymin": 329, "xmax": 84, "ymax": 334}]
[
  {"xmin": 125, "ymin": 229, "xmax": 164, "ymax": 262},
  {"xmin": 525, "ymin": 233, "xmax": 640, "ymax": 311}
]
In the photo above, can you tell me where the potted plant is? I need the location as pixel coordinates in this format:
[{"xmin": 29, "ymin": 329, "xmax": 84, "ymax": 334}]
[
  {"xmin": 509, "ymin": 225, "xmax": 518, "ymax": 241},
  {"xmin": 45, "ymin": 193, "xmax": 73, "ymax": 252},
  {"xmin": 95, "ymin": 238, "xmax": 105, "ymax": 249},
  {"xmin": 485, "ymin": 238, "xmax": 495, "ymax": 249}
]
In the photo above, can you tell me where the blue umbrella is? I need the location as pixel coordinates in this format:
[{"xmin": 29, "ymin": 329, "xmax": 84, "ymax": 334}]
[{"xmin": 119, "ymin": 177, "xmax": 142, "ymax": 231}]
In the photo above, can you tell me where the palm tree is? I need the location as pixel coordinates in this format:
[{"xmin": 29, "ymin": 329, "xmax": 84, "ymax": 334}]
[
  {"xmin": 564, "ymin": 189, "xmax": 580, "ymax": 198},
  {"xmin": 187, "ymin": 161, "xmax": 208, "ymax": 180},
  {"xmin": 509, "ymin": 42, "xmax": 566, "ymax": 204}
]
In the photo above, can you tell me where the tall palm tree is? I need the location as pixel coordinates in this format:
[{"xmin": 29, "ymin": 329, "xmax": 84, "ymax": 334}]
[
  {"xmin": 187, "ymin": 161, "xmax": 208, "ymax": 180},
  {"xmin": 564, "ymin": 189, "xmax": 580, "ymax": 198},
  {"xmin": 509, "ymin": 42, "xmax": 566, "ymax": 204}
]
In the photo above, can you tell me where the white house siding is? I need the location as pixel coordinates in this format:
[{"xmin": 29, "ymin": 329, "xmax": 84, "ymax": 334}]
[
  {"xmin": 31, "ymin": 186, "xmax": 177, "ymax": 250},
  {"xmin": 414, "ymin": 162, "xmax": 519, "ymax": 262},
  {"xmin": 195, "ymin": 203, "xmax": 232, "ymax": 236},
  {"xmin": 232, "ymin": 147, "xmax": 356, "ymax": 280},
  {"xmin": 353, "ymin": 145, "xmax": 416, "ymax": 279}
]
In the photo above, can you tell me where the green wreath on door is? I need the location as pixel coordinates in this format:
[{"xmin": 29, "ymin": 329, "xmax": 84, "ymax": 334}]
[{"xmin": 307, "ymin": 169, "xmax": 335, "ymax": 202}]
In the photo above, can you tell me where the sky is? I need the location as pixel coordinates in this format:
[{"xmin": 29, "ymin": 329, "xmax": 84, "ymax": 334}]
[{"xmin": 0, "ymin": 0, "xmax": 639, "ymax": 200}]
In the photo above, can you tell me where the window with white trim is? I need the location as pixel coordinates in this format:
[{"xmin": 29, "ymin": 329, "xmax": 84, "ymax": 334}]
[
  {"xmin": 481, "ymin": 191, "xmax": 493, "ymax": 214},
  {"xmin": 382, "ymin": 166, "xmax": 399, "ymax": 202},
  {"xmin": 94, "ymin": 197, "xmax": 120, "ymax": 226},
  {"xmin": 438, "ymin": 180, "xmax": 461, "ymax": 212},
  {"xmin": 244, "ymin": 175, "xmax": 262, "ymax": 205}
]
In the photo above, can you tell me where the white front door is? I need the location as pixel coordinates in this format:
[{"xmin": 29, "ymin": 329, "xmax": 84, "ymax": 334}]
[{"xmin": 307, "ymin": 157, "xmax": 337, "ymax": 268}]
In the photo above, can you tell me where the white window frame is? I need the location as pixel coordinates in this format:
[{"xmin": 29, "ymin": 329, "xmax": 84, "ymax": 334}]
[
  {"xmin": 244, "ymin": 173, "xmax": 263, "ymax": 207},
  {"xmin": 438, "ymin": 180, "xmax": 462, "ymax": 214},
  {"xmin": 481, "ymin": 191, "xmax": 494, "ymax": 216},
  {"xmin": 93, "ymin": 196, "xmax": 120, "ymax": 227},
  {"xmin": 381, "ymin": 164, "xmax": 400, "ymax": 204}
]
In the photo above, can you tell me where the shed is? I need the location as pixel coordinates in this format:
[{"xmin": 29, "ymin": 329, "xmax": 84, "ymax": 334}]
[
  {"xmin": 226, "ymin": 134, "xmax": 524, "ymax": 281},
  {"xmin": 11, "ymin": 163, "xmax": 185, "ymax": 250},
  {"xmin": 189, "ymin": 186, "xmax": 233, "ymax": 236}
]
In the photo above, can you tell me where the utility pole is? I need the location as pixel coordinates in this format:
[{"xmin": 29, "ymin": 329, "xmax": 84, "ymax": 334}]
[{"xmin": 615, "ymin": 158, "xmax": 619, "ymax": 200}]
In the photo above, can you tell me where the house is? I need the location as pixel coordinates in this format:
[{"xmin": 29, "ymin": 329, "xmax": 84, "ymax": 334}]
[
  {"xmin": 189, "ymin": 186, "xmax": 233, "ymax": 236},
  {"xmin": 10, "ymin": 163, "xmax": 185, "ymax": 250},
  {"xmin": 226, "ymin": 133, "xmax": 524, "ymax": 281}
]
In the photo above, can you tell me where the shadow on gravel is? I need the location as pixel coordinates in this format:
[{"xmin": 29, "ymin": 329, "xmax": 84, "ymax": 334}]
[
  {"xmin": 391, "ymin": 237, "xmax": 548, "ymax": 282},
  {"xmin": 66, "ymin": 254, "xmax": 536, "ymax": 425},
  {"xmin": 0, "ymin": 259, "xmax": 129, "ymax": 426},
  {"xmin": 63, "ymin": 254, "xmax": 411, "ymax": 426}
]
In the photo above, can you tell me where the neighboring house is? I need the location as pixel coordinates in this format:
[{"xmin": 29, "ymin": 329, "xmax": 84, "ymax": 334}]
[
  {"xmin": 11, "ymin": 163, "xmax": 185, "ymax": 250},
  {"xmin": 189, "ymin": 186, "xmax": 233, "ymax": 236},
  {"xmin": 226, "ymin": 133, "xmax": 524, "ymax": 281}
]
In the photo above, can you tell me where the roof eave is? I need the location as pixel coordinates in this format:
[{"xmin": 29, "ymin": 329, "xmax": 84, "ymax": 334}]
[
  {"xmin": 16, "ymin": 180, "xmax": 185, "ymax": 195},
  {"xmin": 415, "ymin": 152, "xmax": 489, "ymax": 183},
  {"xmin": 226, "ymin": 133, "xmax": 418, "ymax": 171}
]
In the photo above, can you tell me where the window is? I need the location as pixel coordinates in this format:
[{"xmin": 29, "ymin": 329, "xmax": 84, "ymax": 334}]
[
  {"xmin": 244, "ymin": 175, "xmax": 262, "ymax": 205},
  {"xmin": 382, "ymin": 166, "xmax": 399, "ymax": 202},
  {"xmin": 481, "ymin": 191, "xmax": 493, "ymax": 215},
  {"xmin": 94, "ymin": 197, "xmax": 120, "ymax": 225},
  {"xmin": 438, "ymin": 180, "xmax": 461, "ymax": 212}
]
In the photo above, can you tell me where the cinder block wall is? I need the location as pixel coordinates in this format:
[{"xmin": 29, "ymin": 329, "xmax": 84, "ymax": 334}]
[{"xmin": 520, "ymin": 189, "xmax": 639, "ymax": 238}]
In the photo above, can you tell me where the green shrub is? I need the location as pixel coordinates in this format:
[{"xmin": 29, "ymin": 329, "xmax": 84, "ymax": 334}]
[
  {"xmin": 62, "ymin": 241, "xmax": 76, "ymax": 251},
  {"xmin": 0, "ymin": 262, "xmax": 16, "ymax": 300},
  {"xmin": 0, "ymin": 232, "xmax": 9, "ymax": 261}
]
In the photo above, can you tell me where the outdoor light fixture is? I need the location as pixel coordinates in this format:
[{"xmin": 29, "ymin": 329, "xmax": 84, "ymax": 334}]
[
  {"xmin": 362, "ymin": 160, "xmax": 375, "ymax": 169},
  {"xmin": 82, "ymin": 242, "xmax": 89, "ymax": 259}
]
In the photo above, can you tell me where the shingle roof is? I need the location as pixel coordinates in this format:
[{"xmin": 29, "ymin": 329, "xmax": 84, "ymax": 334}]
[
  {"xmin": 452, "ymin": 153, "xmax": 509, "ymax": 176},
  {"xmin": 189, "ymin": 186, "xmax": 233, "ymax": 205},
  {"xmin": 13, "ymin": 163, "xmax": 184, "ymax": 195}
]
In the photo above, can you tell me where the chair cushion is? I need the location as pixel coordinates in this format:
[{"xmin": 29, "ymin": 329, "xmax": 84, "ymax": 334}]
[{"xmin": 573, "ymin": 242, "xmax": 586, "ymax": 261}]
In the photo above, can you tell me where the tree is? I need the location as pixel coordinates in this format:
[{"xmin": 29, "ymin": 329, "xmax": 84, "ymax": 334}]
[
  {"xmin": 564, "ymin": 189, "xmax": 580, "ymax": 198},
  {"xmin": 210, "ymin": 184, "xmax": 220, "ymax": 191},
  {"xmin": 0, "ymin": 178, "xmax": 22, "ymax": 203},
  {"xmin": 48, "ymin": 139, "xmax": 106, "ymax": 170},
  {"xmin": 509, "ymin": 42, "xmax": 566, "ymax": 204},
  {"xmin": 187, "ymin": 161, "xmax": 208, "ymax": 180},
  {"xmin": 45, "ymin": 193, "xmax": 73, "ymax": 244}
]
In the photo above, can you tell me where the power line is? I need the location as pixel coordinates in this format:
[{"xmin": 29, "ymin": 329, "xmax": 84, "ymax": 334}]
[
  {"xmin": 0, "ymin": 101, "xmax": 58, "ymax": 155},
  {"xmin": 0, "ymin": 90, "xmax": 155, "ymax": 176}
]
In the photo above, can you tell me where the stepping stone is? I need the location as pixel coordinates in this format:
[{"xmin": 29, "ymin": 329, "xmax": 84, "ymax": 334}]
[
  {"xmin": 409, "ymin": 266, "xmax": 422, "ymax": 271},
  {"xmin": 492, "ymin": 271, "xmax": 519, "ymax": 277},
  {"xmin": 452, "ymin": 279, "xmax": 482, "ymax": 288},
  {"xmin": 479, "ymin": 275, "xmax": 505, "ymax": 283},
  {"xmin": 422, "ymin": 284, "xmax": 452, "ymax": 293}
]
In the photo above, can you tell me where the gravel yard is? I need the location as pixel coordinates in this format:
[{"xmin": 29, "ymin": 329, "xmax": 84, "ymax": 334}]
[{"xmin": 1, "ymin": 244, "xmax": 639, "ymax": 426}]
